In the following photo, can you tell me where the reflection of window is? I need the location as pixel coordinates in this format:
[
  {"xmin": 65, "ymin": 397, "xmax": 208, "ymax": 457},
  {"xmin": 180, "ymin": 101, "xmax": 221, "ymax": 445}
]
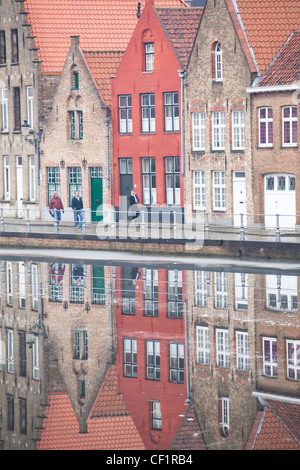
[
  {"xmin": 70, "ymin": 264, "xmax": 85, "ymax": 303},
  {"xmin": 165, "ymin": 157, "xmax": 180, "ymax": 205},
  {"xmin": 0, "ymin": 329, "xmax": 2, "ymax": 370},
  {"xmin": 152, "ymin": 401, "xmax": 162, "ymax": 430},
  {"xmin": 266, "ymin": 275, "xmax": 298, "ymax": 312},
  {"xmin": 74, "ymin": 330, "xmax": 88, "ymax": 360},
  {"xmin": 19, "ymin": 332, "xmax": 26, "ymax": 377},
  {"xmin": 196, "ymin": 326, "xmax": 210, "ymax": 365},
  {"xmin": 146, "ymin": 340, "xmax": 160, "ymax": 380},
  {"xmin": 19, "ymin": 399, "xmax": 27, "ymax": 435},
  {"xmin": 236, "ymin": 331, "xmax": 249, "ymax": 372},
  {"xmin": 33, "ymin": 336, "xmax": 39, "ymax": 380},
  {"xmin": 167, "ymin": 270, "xmax": 183, "ymax": 318},
  {"xmin": 124, "ymin": 338, "xmax": 137, "ymax": 378},
  {"xmin": 6, "ymin": 261, "xmax": 13, "ymax": 306},
  {"xmin": 18, "ymin": 261, "xmax": 25, "ymax": 308},
  {"xmin": 286, "ymin": 340, "xmax": 300, "ymax": 381},
  {"xmin": 92, "ymin": 265, "xmax": 105, "ymax": 305},
  {"xmin": 2, "ymin": 88, "xmax": 8, "ymax": 131},
  {"xmin": 263, "ymin": 337, "xmax": 277, "ymax": 377},
  {"xmin": 215, "ymin": 272, "xmax": 228, "ymax": 308},
  {"xmin": 216, "ymin": 329, "xmax": 230, "ymax": 368},
  {"xmin": 220, "ymin": 397, "xmax": 229, "ymax": 438},
  {"xmin": 0, "ymin": 31, "xmax": 6, "ymax": 64},
  {"xmin": 234, "ymin": 273, "xmax": 248, "ymax": 311},
  {"xmin": 169, "ymin": 342, "xmax": 184, "ymax": 383},
  {"xmin": 7, "ymin": 396, "xmax": 14, "ymax": 431},
  {"xmin": 144, "ymin": 269, "xmax": 158, "ymax": 317},
  {"xmin": 4, "ymin": 155, "xmax": 10, "ymax": 200},
  {"xmin": 49, "ymin": 263, "xmax": 64, "ymax": 302},
  {"xmin": 195, "ymin": 270, "xmax": 208, "ymax": 307},
  {"xmin": 7, "ymin": 329, "xmax": 14, "ymax": 373}
]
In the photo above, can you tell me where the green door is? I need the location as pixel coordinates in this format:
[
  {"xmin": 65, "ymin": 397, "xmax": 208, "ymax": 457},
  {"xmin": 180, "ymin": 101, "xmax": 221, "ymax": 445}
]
[
  {"xmin": 90, "ymin": 167, "xmax": 103, "ymax": 222},
  {"xmin": 92, "ymin": 265, "xmax": 105, "ymax": 304}
]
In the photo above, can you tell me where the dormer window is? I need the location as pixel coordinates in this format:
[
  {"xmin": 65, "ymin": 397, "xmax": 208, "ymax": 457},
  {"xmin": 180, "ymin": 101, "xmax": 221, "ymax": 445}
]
[
  {"xmin": 213, "ymin": 42, "xmax": 223, "ymax": 82},
  {"xmin": 145, "ymin": 43, "xmax": 154, "ymax": 72}
]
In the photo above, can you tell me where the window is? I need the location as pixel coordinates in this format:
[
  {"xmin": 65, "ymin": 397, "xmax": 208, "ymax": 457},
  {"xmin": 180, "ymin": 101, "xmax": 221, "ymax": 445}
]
[
  {"xmin": 11, "ymin": 29, "xmax": 18, "ymax": 63},
  {"xmin": 69, "ymin": 110, "xmax": 83, "ymax": 140},
  {"xmin": 6, "ymin": 261, "xmax": 13, "ymax": 306},
  {"xmin": 259, "ymin": 107, "xmax": 273, "ymax": 146},
  {"xmin": 4, "ymin": 155, "xmax": 10, "ymax": 200},
  {"xmin": 74, "ymin": 330, "xmax": 88, "ymax": 360},
  {"xmin": 212, "ymin": 111, "xmax": 225, "ymax": 150},
  {"xmin": 152, "ymin": 401, "xmax": 162, "ymax": 430},
  {"xmin": 193, "ymin": 171, "xmax": 206, "ymax": 210},
  {"xmin": 19, "ymin": 399, "xmax": 27, "ymax": 435},
  {"xmin": 47, "ymin": 167, "xmax": 61, "ymax": 204},
  {"xmin": 263, "ymin": 337, "xmax": 277, "ymax": 377},
  {"xmin": 236, "ymin": 331, "xmax": 249, "ymax": 372},
  {"xmin": 232, "ymin": 110, "xmax": 245, "ymax": 150},
  {"xmin": 169, "ymin": 343, "xmax": 184, "ymax": 383},
  {"xmin": 31, "ymin": 264, "xmax": 38, "ymax": 311},
  {"xmin": 216, "ymin": 329, "xmax": 230, "ymax": 368},
  {"xmin": 0, "ymin": 31, "xmax": 6, "ymax": 64},
  {"xmin": 119, "ymin": 95, "xmax": 132, "ymax": 134},
  {"xmin": 234, "ymin": 273, "xmax": 248, "ymax": 311},
  {"xmin": 72, "ymin": 70, "xmax": 79, "ymax": 90},
  {"xmin": 68, "ymin": 167, "xmax": 82, "ymax": 205},
  {"xmin": 146, "ymin": 340, "xmax": 160, "ymax": 380},
  {"xmin": 70, "ymin": 264, "xmax": 85, "ymax": 303},
  {"xmin": 141, "ymin": 93, "xmax": 155, "ymax": 133},
  {"xmin": 19, "ymin": 261, "xmax": 25, "ymax": 308},
  {"xmin": 167, "ymin": 270, "xmax": 183, "ymax": 319},
  {"xmin": 145, "ymin": 43, "xmax": 154, "ymax": 72},
  {"xmin": 196, "ymin": 326, "xmax": 210, "ymax": 365},
  {"xmin": 19, "ymin": 332, "xmax": 26, "ymax": 377},
  {"xmin": 78, "ymin": 380, "xmax": 85, "ymax": 399},
  {"xmin": 214, "ymin": 42, "xmax": 223, "ymax": 82},
  {"xmin": 195, "ymin": 270, "xmax": 208, "ymax": 307},
  {"xmin": 33, "ymin": 336, "xmax": 39, "ymax": 380},
  {"xmin": 142, "ymin": 157, "xmax": 156, "ymax": 205},
  {"xmin": 286, "ymin": 340, "xmax": 300, "ymax": 380},
  {"xmin": 7, "ymin": 397, "xmax": 14, "ymax": 431},
  {"xmin": 165, "ymin": 157, "xmax": 180, "ymax": 205},
  {"xmin": 213, "ymin": 170, "xmax": 226, "ymax": 210},
  {"xmin": 7, "ymin": 329, "xmax": 14, "ymax": 373},
  {"xmin": 215, "ymin": 272, "xmax": 228, "ymax": 308},
  {"xmin": 49, "ymin": 262, "xmax": 63, "ymax": 303},
  {"xmin": 282, "ymin": 106, "xmax": 297, "ymax": 146},
  {"xmin": 220, "ymin": 397, "xmax": 229, "ymax": 437},
  {"xmin": 164, "ymin": 92, "xmax": 179, "ymax": 132},
  {"xmin": 192, "ymin": 112, "xmax": 205, "ymax": 151},
  {"xmin": 2, "ymin": 88, "xmax": 8, "ymax": 131},
  {"xmin": 266, "ymin": 275, "xmax": 298, "ymax": 312},
  {"xmin": 29, "ymin": 155, "xmax": 35, "ymax": 202},
  {"xmin": 124, "ymin": 338, "xmax": 137, "ymax": 378},
  {"xmin": 13, "ymin": 87, "xmax": 21, "ymax": 131},
  {"xmin": 92, "ymin": 265, "xmax": 105, "ymax": 305},
  {"xmin": 26, "ymin": 86, "xmax": 34, "ymax": 129},
  {"xmin": 144, "ymin": 269, "xmax": 158, "ymax": 317}
]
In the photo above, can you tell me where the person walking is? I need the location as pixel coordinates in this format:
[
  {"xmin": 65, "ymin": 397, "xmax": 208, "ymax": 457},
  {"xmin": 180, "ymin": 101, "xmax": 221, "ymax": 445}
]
[
  {"xmin": 71, "ymin": 191, "xmax": 83, "ymax": 228},
  {"xmin": 49, "ymin": 192, "xmax": 64, "ymax": 228}
]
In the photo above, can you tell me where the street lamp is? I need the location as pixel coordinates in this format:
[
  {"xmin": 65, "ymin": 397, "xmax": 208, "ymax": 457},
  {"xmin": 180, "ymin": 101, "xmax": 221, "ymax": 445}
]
[{"xmin": 21, "ymin": 120, "xmax": 43, "ymax": 186}]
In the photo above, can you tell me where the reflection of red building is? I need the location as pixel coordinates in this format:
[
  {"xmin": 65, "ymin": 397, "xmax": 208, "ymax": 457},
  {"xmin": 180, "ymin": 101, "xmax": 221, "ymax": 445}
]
[
  {"xmin": 115, "ymin": 265, "xmax": 195, "ymax": 450},
  {"xmin": 111, "ymin": 0, "xmax": 202, "ymax": 220}
]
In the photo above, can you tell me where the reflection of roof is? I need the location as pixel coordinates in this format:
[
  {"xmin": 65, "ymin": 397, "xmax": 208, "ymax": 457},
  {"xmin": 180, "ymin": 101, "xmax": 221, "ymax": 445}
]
[
  {"xmin": 25, "ymin": 0, "xmax": 187, "ymax": 73},
  {"xmin": 171, "ymin": 405, "xmax": 206, "ymax": 450},
  {"xmin": 155, "ymin": 7, "xmax": 203, "ymax": 69},
  {"xmin": 83, "ymin": 51, "xmax": 124, "ymax": 107},
  {"xmin": 257, "ymin": 32, "xmax": 300, "ymax": 87},
  {"xmin": 245, "ymin": 399, "xmax": 300, "ymax": 450},
  {"xmin": 38, "ymin": 366, "xmax": 145, "ymax": 450}
]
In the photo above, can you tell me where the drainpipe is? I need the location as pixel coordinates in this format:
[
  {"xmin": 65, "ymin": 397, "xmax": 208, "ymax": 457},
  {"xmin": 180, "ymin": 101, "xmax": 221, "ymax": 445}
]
[
  {"xmin": 104, "ymin": 116, "xmax": 110, "ymax": 189},
  {"xmin": 179, "ymin": 70, "xmax": 187, "ymax": 177},
  {"xmin": 184, "ymin": 299, "xmax": 192, "ymax": 404}
]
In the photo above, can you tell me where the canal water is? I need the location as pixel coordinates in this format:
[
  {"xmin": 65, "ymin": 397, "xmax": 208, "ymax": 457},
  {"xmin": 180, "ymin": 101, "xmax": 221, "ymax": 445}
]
[{"xmin": 0, "ymin": 251, "xmax": 299, "ymax": 451}]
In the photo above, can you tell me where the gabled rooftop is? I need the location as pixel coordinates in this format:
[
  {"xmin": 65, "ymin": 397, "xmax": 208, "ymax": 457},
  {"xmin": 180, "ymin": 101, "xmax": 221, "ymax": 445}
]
[{"xmin": 170, "ymin": 405, "xmax": 207, "ymax": 450}]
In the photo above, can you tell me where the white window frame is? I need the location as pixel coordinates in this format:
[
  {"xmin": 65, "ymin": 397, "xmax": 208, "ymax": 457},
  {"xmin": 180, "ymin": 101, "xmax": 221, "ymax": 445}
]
[
  {"xmin": 33, "ymin": 336, "xmax": 39, "ymax": 380},
  {"xmin": 266, "ymin": 275, "xmax": 298, "ymax": 312},
  {"xmin": 141, "ymin": 93, "xmax": 155, "ymax": 133},
  {"xmin": 232, "ymin": 110, "xmax": 245, "ymax": 150},
  {"xmin": 31, "ymin": 264, "xmax": 39, "ymax": 311},
  {"xmin": 259, "ymin": 107, "xmax": 273, "ymax": 147},
  {"xmin": 29, "ymin": 155, "xmax": 36, "ymax": 201},
  {"xmin": 193, "ymin": 170, "xmax": 206, "ymax": 210},
  {"xmin": 196, "ymin": 325, "xmax": 210, "ymax": 365},
  {"xmin": 213, "ymin": 170, "xmax": 226, "ymax": 211},
  {"xmin": 7, "ymin": 329, "xmax": 14, "ymax": 373},
  {"xmin": 4, "ymin": 155, "xmax": 10, "ymax": 200},
  {"xmin": 212, "ymin": 111, "xmax": 225, "ymax": 150},
  {"xmin": 282, "ymin": 106, "xmax": 297, "ymax": 147},
  {"xmin": 27, "ymin": 86, "xmax": 34, "ymax": 129},
  {"xmin": 192, "ymin": 112, "xmax": 205, "ymax": 150},
  {"xmin": 286, "ymin": 339, "xmax": 300, "ymax": 381},
  {"xmin": 234, "ymin": 272, "xmax": 248, "ymax": 311},
  {"xmin": 145, "ymin": 43, "xmax": 154, "ymax": 72},
  {"xmin": 152, "ymin": 401, "xmax": 162, "ymax": 430},
  {"xmin": 215, "ymin": 271, "xmax": 228, "ymax": 309},
  {"xmin": 18, "ymin": 261, "xmax": 26, "ymax": 309},
  {"xmin": 221, "ymin": 397, "xmax": 229, "ymax": 436},
  {"xmin": 215, "ymin": 42, "xmax": 223, "ymax": 82},
  {"xmin": 2, "ymin": 88, "xmax": 8, "ymax": 131},
  {"xmin": 263, "ymin": 336, "xmax": 277, "ymax": 377},
  {"xmin": 195, "ymin": 270, "xmax": 208, "ymax": 307},
  {"xmin": 6, "ymin": 261, "xmax": 13, "ymax": 306},
  {"xmin": 236, "ymin": 331, "xmax": 250, "ymax": 372},
  {"xmin": 216, "ymin": 329, "xmax": 230, "ymax": 368}
]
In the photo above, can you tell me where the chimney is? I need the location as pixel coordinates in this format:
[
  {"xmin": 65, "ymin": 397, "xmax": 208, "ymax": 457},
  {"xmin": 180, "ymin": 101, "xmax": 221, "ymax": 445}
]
[{"xmin": 70, "ymin": 35, "xmax": 80, "ymax": 46}]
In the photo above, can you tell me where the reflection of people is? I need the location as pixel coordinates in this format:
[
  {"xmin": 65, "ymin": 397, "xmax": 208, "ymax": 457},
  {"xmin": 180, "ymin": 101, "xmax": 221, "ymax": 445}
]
[
  {"xmin": 131, "ymin": 267, "xmax": 141, "ymax": 286},
  {"xmin": 71, "ymin": 191, "xmax": 83, "ymax": 228},
  {"xmin": 129, "ymin": 189, "xmax": 139, "ymax": 219},
  {"xmin": 49, "ymin": 263, "xmax": 65, "ymax": 285},
  {"xmin": 72, "ymin": 264, "xmax": 84, "ymax": 286},
  {"xmin": 49, "ymin": 192, "xmax": 64, "ymax": 227}
]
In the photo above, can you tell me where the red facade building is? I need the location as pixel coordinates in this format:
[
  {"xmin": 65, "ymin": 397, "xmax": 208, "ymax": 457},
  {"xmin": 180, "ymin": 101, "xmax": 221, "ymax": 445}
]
[{"xmin": 111, "ymin": 0, "xmax": 202, "ymax": 221}]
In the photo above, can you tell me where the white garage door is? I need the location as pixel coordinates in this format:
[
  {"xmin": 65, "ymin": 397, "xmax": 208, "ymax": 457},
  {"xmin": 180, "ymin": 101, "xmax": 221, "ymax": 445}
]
[{"xmin": 264, "ymin": 174, "xmax": 296, "ymax": 229}]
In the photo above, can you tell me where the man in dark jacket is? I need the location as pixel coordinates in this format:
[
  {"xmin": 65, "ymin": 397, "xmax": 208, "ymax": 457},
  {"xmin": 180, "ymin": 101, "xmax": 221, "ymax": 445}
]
[
  {"xmin": 49, "ymin": 192, "xmax": 64, "ymax": 227},
  {"xmin": 71, "ymin": 191, "xmax": 83, "ymax": 228}
]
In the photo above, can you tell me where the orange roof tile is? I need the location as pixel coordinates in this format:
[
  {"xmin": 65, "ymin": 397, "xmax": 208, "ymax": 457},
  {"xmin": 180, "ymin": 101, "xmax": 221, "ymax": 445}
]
[
  {"xmin": 235, "ymin": 0, "xmax": 300, "ymax": 75},
  {"xmin": 38, "ymin": 366, "xmax": 145, "ymax": 450},
  {"xmin": 24, "ymin": 0, "xmax": 187, "ymax": 73}
]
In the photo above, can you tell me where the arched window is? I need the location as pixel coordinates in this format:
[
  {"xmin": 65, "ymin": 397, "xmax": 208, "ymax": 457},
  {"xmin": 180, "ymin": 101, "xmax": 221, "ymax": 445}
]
[{"xmin": 215, "ymin": 42, "xmax": 223, "ymax": 81}]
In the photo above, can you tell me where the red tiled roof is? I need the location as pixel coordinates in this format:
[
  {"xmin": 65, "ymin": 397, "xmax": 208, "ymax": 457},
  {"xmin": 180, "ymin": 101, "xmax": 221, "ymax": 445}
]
[
  {"xmin": 155, "ymin": 7, "xmax": 203, "ymax": 69},
  {"xmin": 257, "ymin": 32, "xmax": 300, "ymax": 87},
  {"xmin": 235, "ymin": 0, "xmax": 300, "ymax": 75},
  {"xmin": 38, "ymin": 366, "xmax": 145, "ymax": 450},
  {"xmin": 83, "ymin": 51, "xmax": 124, "ymax": 107},
  {"xmin": 24, "ymin": 0, "xmax": 187, "ymax": 73},
  {"xmin": 170, "ymin": 405, "xmax": 206, "ymax": 450},
  {"xmin": 245, "ymin": 399, "xmax": 300, "ymax": 450}
]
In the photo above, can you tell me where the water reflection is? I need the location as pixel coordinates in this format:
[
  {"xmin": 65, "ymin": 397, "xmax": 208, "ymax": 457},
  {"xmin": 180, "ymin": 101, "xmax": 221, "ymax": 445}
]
[{"xmin": 0, "ymin": 257, "xmax": 299, "ymax": 450}]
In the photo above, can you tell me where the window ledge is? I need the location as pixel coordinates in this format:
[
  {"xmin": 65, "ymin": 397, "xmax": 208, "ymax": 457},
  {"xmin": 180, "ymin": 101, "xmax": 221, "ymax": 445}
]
[
  {"xmin": 0, "ymin": 63, "xmax": 7, "ymax": 68},
  {"xmin": 142, "ymin": 71, "xmax": 154, "ymax": 75},
  {"xmin": 191, "ymin": 149, "xmax": 205, "ymax": 155},
  {"xmin": 11, "ymin": 62, "xmax": 19, "ymax": 66},
  {"xmin": 257, "ymin": 145, "xmax": 273, "ymax": 149},
  {"xmin": 211, "ymin": 149, "xmax": 226, "ymax": 153},
  {"xmin": 281, "ymin": 145, "xmax": 298, "ymax": 149},
  {"xmin": 231, "ymin": 149, "xmax": 245, "ymax": 153}
]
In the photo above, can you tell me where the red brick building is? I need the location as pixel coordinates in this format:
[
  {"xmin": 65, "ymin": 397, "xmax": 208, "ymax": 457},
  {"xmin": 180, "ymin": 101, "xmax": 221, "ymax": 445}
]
[{"xmin": 111, "ymin": 0, "xmax": 202, "ymax": 221}]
